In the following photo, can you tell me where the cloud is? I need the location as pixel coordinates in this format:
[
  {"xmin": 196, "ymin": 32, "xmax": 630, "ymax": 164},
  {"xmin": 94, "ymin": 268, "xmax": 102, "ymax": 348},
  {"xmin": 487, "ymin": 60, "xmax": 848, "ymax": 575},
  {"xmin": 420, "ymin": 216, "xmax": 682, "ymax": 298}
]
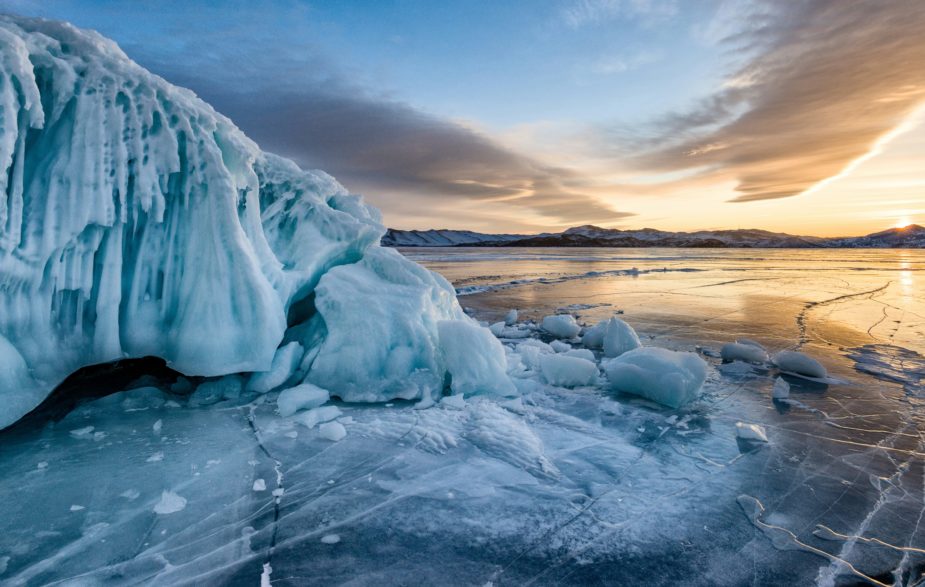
[
  {"xmin": 121, "ymin": 39, "xmax": 631, "ymax": 229},
  {"xmin": 560, "ymin": 0, "xmax": 678, "ymax": 29},
  {"xmin": 609, "ymin": 0, "xmax": 925, "ymax": 203}
]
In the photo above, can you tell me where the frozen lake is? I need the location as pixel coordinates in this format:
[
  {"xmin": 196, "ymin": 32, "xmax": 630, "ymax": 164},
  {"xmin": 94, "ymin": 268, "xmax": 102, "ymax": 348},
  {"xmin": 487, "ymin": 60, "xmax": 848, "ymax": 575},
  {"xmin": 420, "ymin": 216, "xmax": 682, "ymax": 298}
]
[{"xmin": 2, "ymin": 247, "xmax": 924, "ymax": 586}]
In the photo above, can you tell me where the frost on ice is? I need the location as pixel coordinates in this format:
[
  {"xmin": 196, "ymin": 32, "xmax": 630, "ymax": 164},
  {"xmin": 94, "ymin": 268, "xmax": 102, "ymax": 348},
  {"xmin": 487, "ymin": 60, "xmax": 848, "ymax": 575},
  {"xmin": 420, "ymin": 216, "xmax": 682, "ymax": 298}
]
[{"xmin": 0, "ymin": 16, "xmax": 513, "ymax": 428}]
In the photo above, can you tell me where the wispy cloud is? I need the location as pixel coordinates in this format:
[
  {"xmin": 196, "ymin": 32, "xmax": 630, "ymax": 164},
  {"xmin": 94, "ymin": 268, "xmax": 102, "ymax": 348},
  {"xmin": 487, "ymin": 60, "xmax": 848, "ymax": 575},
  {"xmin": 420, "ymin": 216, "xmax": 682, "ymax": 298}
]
[
  {"xmin": 560, "ymin": 0, "xmax": 678, "ymax": 29},
  {"xmin": 607, "ymin": 0, "xmax": 925, "ymax": 203}
]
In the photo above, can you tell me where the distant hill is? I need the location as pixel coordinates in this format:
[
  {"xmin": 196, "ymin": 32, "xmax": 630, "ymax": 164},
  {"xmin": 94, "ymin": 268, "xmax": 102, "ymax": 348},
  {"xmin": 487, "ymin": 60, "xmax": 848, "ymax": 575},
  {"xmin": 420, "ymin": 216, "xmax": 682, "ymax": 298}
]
[{"xmin": 383, "ymin": 224, "xmax": 925, "ymax": 248}]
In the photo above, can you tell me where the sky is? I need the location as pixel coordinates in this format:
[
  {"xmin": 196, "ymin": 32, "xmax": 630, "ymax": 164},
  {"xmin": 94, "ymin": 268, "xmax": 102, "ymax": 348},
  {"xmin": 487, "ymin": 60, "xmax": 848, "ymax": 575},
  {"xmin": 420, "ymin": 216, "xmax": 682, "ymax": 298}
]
[{"xmin": 2, "ymin": 0, "xmax": 924, "ymax": 236}]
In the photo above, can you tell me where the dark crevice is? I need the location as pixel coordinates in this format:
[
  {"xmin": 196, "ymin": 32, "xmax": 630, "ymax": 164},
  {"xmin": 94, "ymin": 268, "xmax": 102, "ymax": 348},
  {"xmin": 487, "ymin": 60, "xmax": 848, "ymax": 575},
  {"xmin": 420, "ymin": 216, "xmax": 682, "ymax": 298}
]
[{"xmin": 1, "ymin": 356, "xmax": 182, "ymax": 435}]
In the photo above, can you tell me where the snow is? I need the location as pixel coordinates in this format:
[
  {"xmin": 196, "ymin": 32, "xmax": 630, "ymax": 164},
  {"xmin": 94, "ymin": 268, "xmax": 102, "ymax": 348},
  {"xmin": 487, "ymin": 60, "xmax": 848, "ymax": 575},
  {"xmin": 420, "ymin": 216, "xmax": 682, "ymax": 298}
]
[
  {"xmin": 735, "ymin": 422, "xmax": 769, "ymax": 443},
  {"xmin": 294, "ymin": 406, "xmax": 343, "ymax": 429},
  {"xmin": 539, "ymin": 354, "xmax": 598, "ymax": 387},
  {"xmin": 318, "ymin": 421, "xmax": 347, "ymax": 441},
  {"xmin": 772, "ymin": 377, "xmax": 790, "ymax": 399},
  {"xmin": 541, "ymin": 315, "xmax": 581, "ymax": 339},
  {"xmin": 277, "ymin": 383, "xmax": 330, "ymax": 417},
  {"xmin": 603, "ymin": 348, "xmax": 708, "ymax": 408},
  {"xmin": 721, "ymin": 342, "xmax": 769, "ymax": 364},
  {"xmin": 601, "ymin": 318, "xmax": 642, "ymax": 358},
  {"xmin": 773, "ymin": 351, "xmax": 827, "ymax": 378},
  {"xmin": 153, "ymin": 491, "xmax": 187, "ymax": 514},
  {"xmin": 0, "ymin": 16, "xmax": 512, "ymax": 429}
]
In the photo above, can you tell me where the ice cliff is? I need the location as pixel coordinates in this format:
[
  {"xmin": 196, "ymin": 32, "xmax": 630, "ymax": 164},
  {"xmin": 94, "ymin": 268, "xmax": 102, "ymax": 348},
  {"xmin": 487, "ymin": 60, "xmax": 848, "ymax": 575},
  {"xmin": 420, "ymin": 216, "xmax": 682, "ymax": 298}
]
[{"xmin": 0, "ymin": 16, "xmax": 511, "ymax": 429}]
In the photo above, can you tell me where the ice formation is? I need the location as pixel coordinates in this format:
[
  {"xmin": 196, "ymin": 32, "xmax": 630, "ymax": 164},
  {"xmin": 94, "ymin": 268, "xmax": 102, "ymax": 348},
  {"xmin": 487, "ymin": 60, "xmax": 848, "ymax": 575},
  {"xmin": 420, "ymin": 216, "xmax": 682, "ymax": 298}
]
[
  {"xmin": 0, "ymin": 16, "xmax": 512, "ymax": 428},
  {"xmin": 603, "ymin": 347, "xmax": 708, "ymax": 408},
  {"xmin": 539, "ymin": 353, "xmax": 598, "ymax": 387},
  {"xmin": 772, "ymin": 377, "xmax": 790, "ymax": 399},
  {"xmin": 773, "ymin": 351, "xmax": 827, "ymax": 379},
  {"xmin": 721, "ymin": 342, "xmax": 769, "ymax": 364},
  {"xmin": 541, "ymin": 315, "xmax": 581, "ymax": 339},
  {"xmin": 580, "ymin": 317, "xmax": 640, "ymax": 357},
  {"xmin": 735, "ymin": 422, "xmax": 768, "ymax": 443}
]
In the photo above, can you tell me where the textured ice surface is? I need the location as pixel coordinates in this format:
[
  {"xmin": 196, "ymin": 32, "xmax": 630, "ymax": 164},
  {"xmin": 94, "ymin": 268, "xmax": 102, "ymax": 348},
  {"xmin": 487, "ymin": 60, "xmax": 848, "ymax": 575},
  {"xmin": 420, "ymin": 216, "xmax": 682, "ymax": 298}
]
[
  {"xmin": 4, "ymin": 247, "xmax": 925, "ymax": 585},
  {"xmin": 0, "ymin": 16, "xmax": 509, "ymax": 427}
]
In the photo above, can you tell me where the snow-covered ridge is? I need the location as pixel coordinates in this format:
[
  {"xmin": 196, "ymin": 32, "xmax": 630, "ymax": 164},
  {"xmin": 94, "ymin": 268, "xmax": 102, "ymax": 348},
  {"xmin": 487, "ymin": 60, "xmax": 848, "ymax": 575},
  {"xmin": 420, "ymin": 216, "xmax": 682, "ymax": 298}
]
[
  {"xmin": 381, "ymin": 228, "xmax": 528, "ymax": 247},
  {"xmin": 384, "ymin": 224, "xmax": 925, "ymax": 248},
  {"xmin": 0, "ymin": 16, "xmax": 510, "ymax": 428}
]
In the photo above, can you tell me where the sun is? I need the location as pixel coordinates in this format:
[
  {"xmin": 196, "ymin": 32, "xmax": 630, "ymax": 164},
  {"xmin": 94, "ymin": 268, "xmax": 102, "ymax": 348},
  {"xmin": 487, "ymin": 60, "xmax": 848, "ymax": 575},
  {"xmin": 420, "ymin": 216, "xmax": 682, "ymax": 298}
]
[{"xmin": 894, "ymin": 215, "xmax": 913, "ymax": 229}]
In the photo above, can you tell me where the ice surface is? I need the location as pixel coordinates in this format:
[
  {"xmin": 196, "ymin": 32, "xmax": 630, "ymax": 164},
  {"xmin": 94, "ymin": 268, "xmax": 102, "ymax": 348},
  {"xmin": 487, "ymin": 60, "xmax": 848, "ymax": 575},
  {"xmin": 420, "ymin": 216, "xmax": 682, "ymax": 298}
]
[
  {"xmin": 0, "ymin": 16, "xmax": 511, "ymax": 427},
  {"xmin": 773, "ymin": 351, "xmax": 827, "ymax": 379},
  {"xmin": 721, "ymin": 342, "xmax": 769, "ymax": 364},
  {"xmin": 541, "ymin": 314, "xmax": 581, "ymax": 339},
  {"xmin": 539, "ymin": 353, "xmax": 598, "ymax": 387},
  {"xmin": 277, "ymin": 383, "xmax": 330, "ymax": 417},
  {"xmin": 603, "ymin": 347, "xmax": 708, "ymax": 408}
]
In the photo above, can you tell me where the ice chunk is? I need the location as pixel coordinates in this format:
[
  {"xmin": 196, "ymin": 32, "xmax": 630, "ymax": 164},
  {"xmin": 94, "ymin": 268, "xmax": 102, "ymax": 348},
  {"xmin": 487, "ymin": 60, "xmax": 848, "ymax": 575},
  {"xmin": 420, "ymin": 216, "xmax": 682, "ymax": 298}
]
[
  {"xmin": 772, "ymin": 377, "xmax": 790, "ymax": 399},
  {"xmin": 321, "ymin": 534, "xmax": 341, "ymax": 544},
  {"xmin": 437, "ymin": 320, "xmax": 517, "ymax": 397},
  {"xmin": 601, "ymin": 318, "xmax": 642, "ymax": 358},
  {"xmin": 721, "ymin": 342, "xmax": 769, "ymax": 364},
  {"xmin": 564, "ymin": 348, "xmax": 596, "ymax": 362},
  {"xmin": 550, "ymin": 340, "xmax": 571, "ymax": 353},
  {"xmin": 253, "ymin": 479, "xmax": 267, "ymax": 492},
  {"xmin": 70, "ymin": 426, "xmax": 95, "ymax": 439},
  {"xmin": 541, "ymin": 315, "xmax": 581, "ymax": 339},
  {"xmin": 190, "ymin": 376, "xmax": 243, "ymax": 406},
  {"xmin": 539, "ymin": 354, "xmax": 598, "ymax": 387},
  {"xmin": 489, "ymin": 322, "xmax": 506, "ymax": 336},
  {"xmin": 153, "ymin": 491, "xmax": 187, "ymax": 514},
  {"xmin": 773, "ymin": 351, "xmax": 827, "ymax": 378},
  {"xmin": 277, "ymin": 383, "xmax": 330, "ymax": 417},
  {"xmin": 735, "ymin": 422, "xmax": 768, "ymax": 443},
  {"xmin": 737, "ymin": 338, "xmax": 766, "ymax": 350},
  {"xmin": 293, "ymin": 406, "xmax": 342, "ymax": 429},
  {"xmin": 120, "ymin": 387, "xmax": 167, "ymax": 411},
  {"xmin": 247, "ymin": 342, "xmax": 303, "ymax": 394},
  {"xmin": 504, "ymin": 309, "xmax": 518, "ymax": 325},
  {"xmin": 306, "ymin": 248, "xmax": 510, "ymax": 404},
  {"xmin": 603, "ymin": 348, "xmax": 708, "ymax": 408},
  {"xmin": 581, "ymin": 321, "xmax": 607, "ymax": 349},
  {"xmin": 318, "ymin": 421, "xmax": 347, "ymax": 441}
]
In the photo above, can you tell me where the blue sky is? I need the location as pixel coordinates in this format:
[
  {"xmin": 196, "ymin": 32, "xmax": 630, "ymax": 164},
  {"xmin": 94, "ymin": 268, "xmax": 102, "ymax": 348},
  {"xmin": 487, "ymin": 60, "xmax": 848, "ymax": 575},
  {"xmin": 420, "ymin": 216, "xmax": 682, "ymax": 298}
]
[{"xmin": 3, "ymin": 0, "xmax": 924, "ymax": 234}]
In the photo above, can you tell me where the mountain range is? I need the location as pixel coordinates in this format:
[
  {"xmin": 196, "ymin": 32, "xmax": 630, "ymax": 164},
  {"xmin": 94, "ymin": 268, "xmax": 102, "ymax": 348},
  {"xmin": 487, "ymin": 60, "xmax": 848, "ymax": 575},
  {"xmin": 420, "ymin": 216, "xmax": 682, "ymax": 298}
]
[{"xmin": 382, "ymin": 224, "xmax": 925, "ymax": 248}]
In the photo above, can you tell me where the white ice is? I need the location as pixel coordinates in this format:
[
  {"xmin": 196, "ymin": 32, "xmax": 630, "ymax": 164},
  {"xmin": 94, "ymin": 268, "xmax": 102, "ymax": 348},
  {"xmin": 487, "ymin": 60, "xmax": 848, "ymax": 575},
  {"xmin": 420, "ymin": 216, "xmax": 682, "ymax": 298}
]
[
  {"xmin": 603, "ymin": 347, "xmax": 708, "ymax": 408},
  {"xmin": 539, "ymin": 353, "xmax": 599, "ymax": 387},
  {"xmin": 541, "ymin": 315, "xmax": 581, "ymax": 339},
  {"xmin": 277, "ymin": 383, "xmax": 330, "ymax": 417},
  {"xmin": 721, "ymin": 342, "xmax": 769, "ymax": 364},
  {"xmin": 773, "ymin": 351, "xmax": 827, "ymax": 379}
]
